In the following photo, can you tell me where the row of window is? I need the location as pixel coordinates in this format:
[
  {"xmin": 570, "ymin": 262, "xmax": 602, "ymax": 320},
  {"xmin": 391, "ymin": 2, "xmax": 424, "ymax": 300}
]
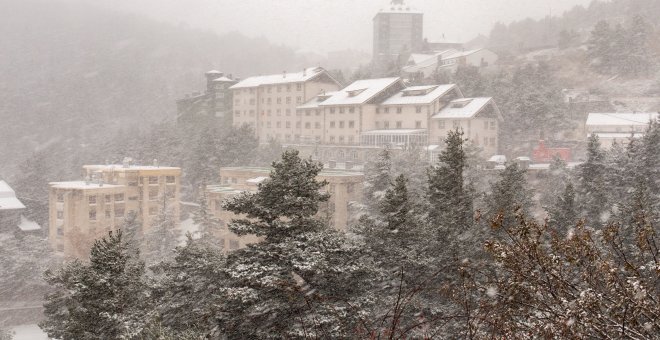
[
  {"xmin": 328, "ymin": 135, "xmax": 357, "ymax": 144},
  {"xmin": 436, "ymin": 120, "xmax": 497, "ymax": 130},
  {"xmin": 235, "ymin": 96, "xmax": 304, "ymax": 106},
  {"xmin": 238, "ymin": 83, "xmax": 304, "ymax": 94},
  {"xmin": 375, "ymin": 121, "xmax": 423, "ymax": 129},
  {"xmin": 328, "ymin": 121, "xmax": 356, "ymax": 129},
  {"xmin": 375, "ymin": 106, "xmax": 424, "ymax": 114}
]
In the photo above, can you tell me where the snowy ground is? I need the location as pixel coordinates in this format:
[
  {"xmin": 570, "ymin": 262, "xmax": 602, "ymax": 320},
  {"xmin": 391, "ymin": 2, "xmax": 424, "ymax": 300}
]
[{"xmin": 9, "ymin": 324, "xmax": 49, "ymax": 340}]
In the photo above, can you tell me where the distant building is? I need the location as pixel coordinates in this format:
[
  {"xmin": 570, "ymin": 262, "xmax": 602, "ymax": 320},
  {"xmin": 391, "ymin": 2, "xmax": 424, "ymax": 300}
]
[
  {"xmin": 230, "ymin": 67, "xmax": 342, "ymax": 143},
  {"xmin": 207, "ymin": 167, "xmax": 364, "ymax": 251},
  {"xmin": 402, "ymin": 48, "xmax": 498, "ymax": 79},
  {"xmin": 372, "ymin": 0, "xmax": 424, "ymax": 72},
  {"xmin": 0, "ymin": 180, "xmax": 26, "ymax": 233},
  {"xmin": 430, "ymin": 97, "xmax": 503, "ymax": 158},
  {"xmin": 585, "ymin": 112, "xmax": 658, "ymax": 148},
  {"xmin": 49, "ymin": 161, "xmax": 181, "ymax": 258},
  {"xmin": 176, "ymin": 70, "xmax": 237, "ymax": 125}
]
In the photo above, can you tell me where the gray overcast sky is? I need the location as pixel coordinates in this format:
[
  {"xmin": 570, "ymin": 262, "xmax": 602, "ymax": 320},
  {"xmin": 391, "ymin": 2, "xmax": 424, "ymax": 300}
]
[{"xmin": 77, "ymin": 0, "xmax": 593, "ymax": 53}]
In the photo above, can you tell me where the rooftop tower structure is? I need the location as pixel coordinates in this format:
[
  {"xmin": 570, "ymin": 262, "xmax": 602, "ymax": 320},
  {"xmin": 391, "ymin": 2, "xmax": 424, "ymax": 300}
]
[{"xmin": 372, "ymin": 0, "xmax": 424, "ymax": 73}]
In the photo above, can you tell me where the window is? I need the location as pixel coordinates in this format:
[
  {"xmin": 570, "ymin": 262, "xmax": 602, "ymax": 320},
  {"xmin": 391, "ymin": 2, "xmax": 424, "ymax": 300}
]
[
  {"xmin": 339, "ymin": 136, "xmax": 345, "ymax": 143},
  {"xmin": 57, "ymin": 211, "xmax": 63, "ymax": 219},
  {"xmin": 104, "ymin": 195, "xmax": 112, "ymax": 203},
  {"xmin": 276, "ymin": 109, "xmax": 281, "ymax": 116},
  {"xmin": 57, "ymin": 193, "xmax": 64, "ymax": 202},
  {"xmin": 267, "ymin": 87, "xmax": 272, "ymax": 93},
  {"xmin": 296, "ymin": 96, "xmax": 302, "ymax": 104},
  {"xmin": 149, "ymin": 207, "xmax": 158, "ymax": 216},
  {"xmin": 416, "ymin": 121, "xmax": 422, "ymax": 129},
  {"xmin": 384, "ymin": 108, "xmax": 389, "ymax": 113},
  {"xmin": 349, "ymin": 107, "xmax": 355, "ymax": 113},
  {"xmin": 105, "ymin": 210, "xmax": 111, "ymax": 219},
  {"xmin": 490, "ymin": 137, "xmax": 496, "ymax": 146},
  {"xmin": 484, "ymin": 121, "xmax": 489, "ymax": 129},
  {"xmin": 347, "ymin": 184, "xmax": 355, "ymax": 194},
  {"xmin": 115, "ymin": 208, "xmax": 125, "ymax": 218},
  {"xmin": 149, "ymin": 188, "xmax": 158, "ymax": 201},
  {"xmin": 330, "ymin": 136, "xmax": 336, "ymax": 143},
  {"xmin": 267, "ymin": 121, "xmax": 272, "ymax": 128},
  {"xmin": 376, "ymin": 108, "xmax": 380, "ymax": 114},
  {"xmin": 349, "ymin": 121, "xmax": 355, "ymax": 128},
  {"xmin": 396, "ymin": 121, "xmax": 402, "ymax": 128},
  {"xmin": 296, "ymin": 83, "xmax": 303, "ymax": 91},
  {"xmin": 114, "ymin": 193, "xmax": 124, "ymax": 202},
  {"xmin": 88, "ymin": 195, "xmax": 96, "ymax": 204},
  {"xmin": 149, "ymin": 176, "xmax": 158, "ymax": 185},
  {"xmin": 315, "ymin": 109, "xmax": 321, "ymax": 116},
  {"xmin": 286, "ymin": 109, "xmax": 291, "ymax": 116},
  {"xmin": 277, "ymin": 86, "xmax": 282, "ymax": 92},
  {"xmin": 286, "ymin": 97, "xmax": 291, "ymax": 104},
  {"xmin": 416, "ymin": 106, "xmax": 422, "ymax": 113},
  {"xmin": 129, "ymin": 196, "xmax": 138, "ymax": 201},
  {"xmin": 277, "ymin": 98, "xmax": 282, "ymax": 104},
  {"xmin": 286, "ymin": 84, "xmax": 291, "ymax": 92},
  {"xmin": 437, "ymin": 121, "xmax": 445, "ymax": 129},
  {"xmin": 276, "ymin": 121, "xmax": 281, "ymax": 128},
  {"xmin": 249, "ymin": 99, "xmax": 255, "ymax": 105},
  {"xmin": 330, "ymin": 108, "xmax": 335, "ymax": 114},
  {"xmin": 483, "ymin": 137, "xmax": 488, "ymax": 145},
  {"xmin": 286, "ymin": 121, "xmax": 291, "ymax": 128},
  {"xmin": 339, "ymin": 107, "xmax": 345, "ymax": 113},
  {"xmin": 490, "ymin": 121, "xmax": 496, "ymax": 130},
  {"xmin": 315, "ymin": 122, "xmax": 321, "ymax": 129},
  {"xmin": 348, "ymin": 136, "xmax": 355, "ymax": 144},
  {"xmin": 296, "ymin": 121, "xmax": 301, "ymax": 128},
  {"xmin": 384, "ymin": 121, "xmax": 390, "ymax": 129},
  {"xmin": 396, "ymin": 107, "xmax": 402, "ymax": 114},
  {"xmin": 57, "ymin": 228, "xmax": 64, "ymax": 236},
  {"xmin": 89, "ymin": 209, "xmax": 96, "ymax": 221},
  {"xmin": 166, "ymin": 176, "xmax": 175, "ymax": 184},
  {"xmin": 339, "ymin": 121, "xmax": 345, "ymax": 128},
  {"xmin": 453, "ymin": 120, "xmax": 461, "ymax": 128},
  {"xmin": 305, "ymin": 122, "xmax": 311, "ymax": 129},
  {"xmin": 305, "ymin": 110, "xmax": 311, "ymax": 116},
  {"xmin": 330, "ymin": 121, "xmax": 336, "ymax": 128}
]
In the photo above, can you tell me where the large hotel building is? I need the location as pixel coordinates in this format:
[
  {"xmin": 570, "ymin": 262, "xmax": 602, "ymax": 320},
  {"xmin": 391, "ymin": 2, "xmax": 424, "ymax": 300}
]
[{"xmin": 48, "ymin": 161, "xmax": 181, "ymax": 258}]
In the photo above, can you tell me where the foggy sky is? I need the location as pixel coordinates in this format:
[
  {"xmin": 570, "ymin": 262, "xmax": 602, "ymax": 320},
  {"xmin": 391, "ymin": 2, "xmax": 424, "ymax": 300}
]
[{"xmin": 64, "ymin": 0, "xmax": 592, "ymax": 53}]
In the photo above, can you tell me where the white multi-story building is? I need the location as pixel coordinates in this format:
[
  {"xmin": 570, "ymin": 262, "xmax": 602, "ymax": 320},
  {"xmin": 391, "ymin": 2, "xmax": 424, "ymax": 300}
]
[{"xmin": 585, "ymin": 112, "xmax": 658, "ymax": 148}]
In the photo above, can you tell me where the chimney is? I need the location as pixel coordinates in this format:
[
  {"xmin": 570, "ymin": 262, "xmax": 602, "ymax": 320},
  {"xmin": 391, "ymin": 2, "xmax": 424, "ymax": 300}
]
[{"xmin": 283, "ymin": 71, "xmax": 287, "ymax": 78}]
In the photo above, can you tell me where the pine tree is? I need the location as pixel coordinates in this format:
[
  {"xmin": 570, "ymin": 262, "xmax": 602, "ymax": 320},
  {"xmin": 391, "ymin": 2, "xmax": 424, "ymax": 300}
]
[
  {"xmin": 40, "ymin": 231, "xmax": 149, "ymax": 340},
  {"xmin": 485, "ymin": 162, "xmax": 533, "ymax": 231},
  {"xmin": 193, "ymin": 183, "xmax": 221, "ymax": 241},
  {"xmin": 454, "ymin": 65, "xmax": 486, "ymax": 97},
  {"xmin": 427, "ymin": 129, "xmax": 473, "ymax": 235},
  {"xmin": 546, "ymin": 182, "xmax": 578, "ymax": 232},
  {"xmin": 587, "ymin": 20, "xmax": 613, "ymax": 73},
  {"xmin": 626, "ymin": 15, "xmax": 652, "ymax": 77},
  {"xmin": 364, "ymin": 148, "xmax": 392, "ymax": 205},
  {"xmin": 576, "ymin": 134, "xmax": 609, "ymax": 227},
  {"xmin": 219, "ymin": 150, "xmax": 375, "ymax": 338},
  {"xmin": 120, "ymin": 210, "xmax": 142, "ymax": 246},
  {"xmin": 142, "ymin": 196, "xmax": 180, "ymax": 265}
]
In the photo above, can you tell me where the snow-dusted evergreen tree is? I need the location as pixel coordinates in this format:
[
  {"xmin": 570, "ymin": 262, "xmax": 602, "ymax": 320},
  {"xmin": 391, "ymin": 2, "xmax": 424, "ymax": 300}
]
[
  {"xmin": 484, "ymin": 162, "xmax": 533, "ymax": 231},
  {"xmin": 427, "ymin": 129, "xmax": 474, "ymax": 240},
  {"xmin": 120, "ymin": 210, "xmax": 142, "ymax": 246},
  {"xmin": 0, "ymin": 329, "xmax": 11, "ymax": 340},
  {"xmin": 142, "ymin": 196, "xmax": 180, "ymax": 265},
  {"xmin": 0, "ymin": 231, "xmax": 55, "ymax": 303},
  {"xmin": 539, "ymin": 155, "xmax": 569, "ymax": 209},
  {"xmin": 41, "ymin": 231, "xmax": 149, "ymax": 340},
  {"xmin": 219, "ymin": 150, "xmax": 374, "ymax": 338},
  {"xmin": 193, "ymin": 183, "xmax": 221, "ymax": 241},
  {"xmin": 364, "ymin": 148, "xmax": 392, "ymax": 204},
  {"xmin": 546, "ymin": 182, "xmax": 578, "ymax": 232},
  {"xmin": 152, "ymin": 236, "xmax": 227, "ymax": 336},
  {"xmin": 576, "ymin": 134, "xmax": 609, "ymax": 227}
]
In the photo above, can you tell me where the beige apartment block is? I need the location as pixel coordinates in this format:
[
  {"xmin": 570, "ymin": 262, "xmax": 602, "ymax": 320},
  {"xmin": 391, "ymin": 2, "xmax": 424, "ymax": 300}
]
[
  {"xmin": 49, "ymin": 162, "xmax": 181, "ymax": 258},
  {"xmin": 430, "ymin": 97, "xmax": 503, "ymax": 157},
  {"xmin": 206, "ymin": 167, "xmax": 364, "ymax": 251},
  {"xmin": 230, "ymin": 67, "xmax": 341, "ymax": 143}
]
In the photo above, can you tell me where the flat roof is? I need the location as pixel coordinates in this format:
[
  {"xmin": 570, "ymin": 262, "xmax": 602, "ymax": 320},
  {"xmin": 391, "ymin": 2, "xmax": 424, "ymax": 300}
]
[
  {"xmin": 361, "ymin": 129, "xmax": 427, "ymax": 135},
  {"xmin": 83, "ymin": 164, "xmax": 181, "ymax": 171},
  {"xmin": 220, "ymin": 166, "xmax": 363, "ymax": 177},
  {"xmin": 49, "ymin": 181, "xmax": 125, "ymax": 190},
  {"xmin": 586, "ymin": 113, "xmax": 658, "ymax": 126}
]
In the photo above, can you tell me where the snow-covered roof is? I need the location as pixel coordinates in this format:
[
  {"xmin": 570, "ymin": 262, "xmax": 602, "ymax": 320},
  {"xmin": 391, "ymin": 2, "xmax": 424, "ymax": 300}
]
[
  {"xmin": 212, "ymin": 76, "xmax": 235, "ymax": 83},
  {"xmin": 18, "ymin": 215, "xmax": 40, "ymax": 231},
  {"xmin": 586, "ymin": 113, "xmax": 658, "ymax": 126},
  {"xmin": 230, "ymin": 67, "xmax": 330, "ymax": 89},
  {"xmin": 49, "ymin": 181, "xmax": 125, "ymax": 190},
  {"xmin": 320, "ymin": 78, "xmax": 402, "ymax": 106},
  {"xmin": 206, "ymin": 185, "xmax": 246, "ymax": 195},
  {"xmin": 83, "ymin": 164, "xmax": 181, "ymax": 172},
  {"xmin": 381, "ymin": 84, "xmax": 457, "ymax": 105},
  {"xmin": 591, "ymin": 132, "xmax": 645, "ymax": 139},
  {"xmin": 298, "ymin": 91, "xmax": 339, "ymax": 109},
  {"xmin": 0, "ymin": 181, "xmax": 26, "ymax": 210},
  {"xmin": 206, "ymin": 70, "xmax": 222, "ymax": 74},
  {"xmin": 443, "ymin": 48, "xmax": 486, "ymax": 60},
  {"xmin": 246, "ymin": 176, "xmax": 268, "ymax": 185},
  {"xmin": 432, "ymin": 97, "xmax": 498, "ymax": 119}
]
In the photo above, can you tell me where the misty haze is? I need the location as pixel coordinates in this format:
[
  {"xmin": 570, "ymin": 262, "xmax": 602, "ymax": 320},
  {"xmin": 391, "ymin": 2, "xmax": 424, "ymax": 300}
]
[{"xmin": 0, "ymin": 0, "xmax": 659, "ymax": 339}]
